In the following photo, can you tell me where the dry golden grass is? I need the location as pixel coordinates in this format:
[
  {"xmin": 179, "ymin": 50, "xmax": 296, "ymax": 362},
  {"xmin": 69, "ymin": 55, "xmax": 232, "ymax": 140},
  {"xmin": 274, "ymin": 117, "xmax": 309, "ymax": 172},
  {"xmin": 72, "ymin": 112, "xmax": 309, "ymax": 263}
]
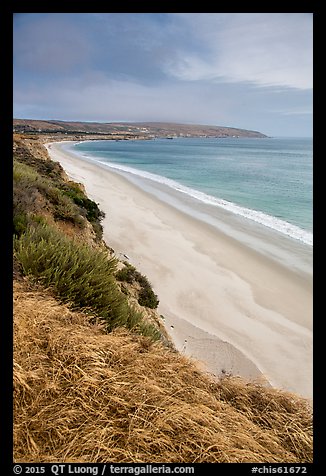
[{"xmin": 14, "ymin": 280, "xmax": 312, "ymax": 463}]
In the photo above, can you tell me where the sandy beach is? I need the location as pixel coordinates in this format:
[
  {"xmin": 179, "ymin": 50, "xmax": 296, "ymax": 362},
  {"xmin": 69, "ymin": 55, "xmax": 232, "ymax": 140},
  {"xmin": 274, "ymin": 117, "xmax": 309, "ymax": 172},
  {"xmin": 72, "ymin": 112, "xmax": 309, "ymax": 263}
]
[{"xmin": 46, "ymin": 141, "xmax": 313, "ymax": 399}]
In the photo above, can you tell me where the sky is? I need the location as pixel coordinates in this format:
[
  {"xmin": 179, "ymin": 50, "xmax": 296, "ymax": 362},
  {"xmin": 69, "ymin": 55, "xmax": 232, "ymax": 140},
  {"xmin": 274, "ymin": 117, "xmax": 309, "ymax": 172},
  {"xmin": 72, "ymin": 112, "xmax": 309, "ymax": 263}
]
[{"xmin": 13, "ymin": 13, "xmax": 313, "ymax": 137}]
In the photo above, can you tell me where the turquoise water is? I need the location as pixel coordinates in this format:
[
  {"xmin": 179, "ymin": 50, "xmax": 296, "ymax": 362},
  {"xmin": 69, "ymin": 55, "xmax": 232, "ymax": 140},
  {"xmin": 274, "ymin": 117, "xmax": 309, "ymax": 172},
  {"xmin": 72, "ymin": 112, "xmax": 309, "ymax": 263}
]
[{"xmin": 71, "ymin": 137, "xmax": 312, "ymax": 245}]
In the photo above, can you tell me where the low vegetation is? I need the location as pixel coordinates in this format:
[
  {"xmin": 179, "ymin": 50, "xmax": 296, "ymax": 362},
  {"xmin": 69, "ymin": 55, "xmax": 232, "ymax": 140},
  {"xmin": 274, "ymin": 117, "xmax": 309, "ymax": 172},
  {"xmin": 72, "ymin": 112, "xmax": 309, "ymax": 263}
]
[
  {"xmin": 12, "ymin": 134, "xmax": 313, "ymax": 463},
  {"xmin": 14, "ymin": 159, "xmax": 85, "ymax": 232},
  {"xmin": 60, "ymin": 181, "xmax": 105, "ymax": 231},
  {"xmin": 116, "ymin": 262, "xmax": 159, "ymax": 309},
  {"xmin": 14, "ymin": 222, "xmax": 160, "ymax": 341},
  {"xmin": 13, "ymin": 137, "xmax": 104, "ymax": 240},
  {"xmin": 13, "ymin": 135, "xmax": 162, "ymax": 342},
  {"xmin": 14, "ymin": 280, "xmax": 312, "ymax": 463}
]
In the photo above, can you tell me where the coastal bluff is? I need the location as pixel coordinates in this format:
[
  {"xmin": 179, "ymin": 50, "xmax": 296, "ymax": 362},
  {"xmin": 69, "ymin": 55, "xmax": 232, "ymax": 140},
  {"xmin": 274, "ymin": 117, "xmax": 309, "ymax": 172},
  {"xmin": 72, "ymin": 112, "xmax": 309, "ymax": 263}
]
[
  {"xmin": 13, "ymin": 133, "xmax": 311, "ymax": 464},
  {"xmin": 13, "ymin": 119, "xmax": 267, "ymax": 140}
]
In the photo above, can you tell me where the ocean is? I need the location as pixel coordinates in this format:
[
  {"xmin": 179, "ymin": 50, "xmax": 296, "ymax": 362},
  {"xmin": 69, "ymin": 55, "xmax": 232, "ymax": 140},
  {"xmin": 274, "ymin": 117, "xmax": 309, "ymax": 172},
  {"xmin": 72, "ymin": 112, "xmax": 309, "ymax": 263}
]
[{"xmin": 68, "ymin": 137, "xmax": 312, "ymax": 247}]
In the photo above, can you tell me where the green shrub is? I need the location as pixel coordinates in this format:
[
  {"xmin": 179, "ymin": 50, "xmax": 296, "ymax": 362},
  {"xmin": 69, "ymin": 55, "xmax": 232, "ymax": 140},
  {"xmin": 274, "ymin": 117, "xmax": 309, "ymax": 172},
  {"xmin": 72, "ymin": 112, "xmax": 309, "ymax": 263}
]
[
  {"xmin": 59, "ymin": 182, "xmax": 105, "ymax": 240},
  {"xmin": 13, "ymin": 172, "xmax": 48, "ymax": 236},
  {"xmin": 115, "ymin": 265, "xmax": 136, "ymax": 284},
  {"xmin": 13, "ymin": 160, "xmax": 40, "ymax": 183},
  {"xmin": 14, "ymin": 223, "xmax": 158, "ymax": 338},
  {"xmin": 13, "ymin": 163, "xmax": 47, "ymax": 222},
  {"xmin": 13, "ymin": 144, "xmax": 160, "ymax": 341},
  {"xmin": 13, "ymin": 212, "xmax": 46, "ymax": 238},
  {"xmin": 13, "ymin": 141, "xmax": 64, "ymax": 181},
  {"xmin": 62, "ymin": 186, "xmax": 104, "ymax": 221},
  {"xmin": 14, "ymin": 156, "xmax": 105, "ymax": 239},
  {"xmin": 137, "ymin": 321, "xmax": 162, "ymax": 341},
  {"xmin": 13, "ymin": 212, "xmax": 28, "ymax": 237},
  {"xmin": 138, "ymin": 287, "xmax": 160, "ymax": 309},
  {"xmin": 116, "ymin": 263, "xmax": 159, "ymax": 309},
  {"xmin": 90, "ymin": 221, "xmax": 104, "ymax": 242},
  {"xmin": 13, "ymin": 160, "xmax": 86, "ymax": 228}
]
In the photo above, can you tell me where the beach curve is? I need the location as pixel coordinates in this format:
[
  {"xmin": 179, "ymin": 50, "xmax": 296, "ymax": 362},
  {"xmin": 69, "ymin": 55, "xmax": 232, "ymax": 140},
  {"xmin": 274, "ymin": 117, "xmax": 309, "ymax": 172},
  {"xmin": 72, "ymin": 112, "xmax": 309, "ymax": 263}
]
[{"xmin": 46, "ymin": 140, "xmax": 313, "ymax": 399}]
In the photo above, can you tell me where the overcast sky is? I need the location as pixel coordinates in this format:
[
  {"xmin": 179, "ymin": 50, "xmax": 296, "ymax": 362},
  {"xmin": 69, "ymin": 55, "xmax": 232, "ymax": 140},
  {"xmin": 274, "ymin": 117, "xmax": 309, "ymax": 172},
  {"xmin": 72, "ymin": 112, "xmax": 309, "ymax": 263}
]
[{"xmin": 13, "ymin": 13, "xmax": 313, "ymax": 137}]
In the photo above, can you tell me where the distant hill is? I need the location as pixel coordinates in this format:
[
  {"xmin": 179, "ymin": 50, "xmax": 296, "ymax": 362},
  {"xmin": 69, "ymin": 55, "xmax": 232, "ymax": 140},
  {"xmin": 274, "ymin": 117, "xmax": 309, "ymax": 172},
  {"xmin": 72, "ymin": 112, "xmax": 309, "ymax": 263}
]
[{"xmin": 13, "ymin": 119, "xmax": 267, "ymax": 138}]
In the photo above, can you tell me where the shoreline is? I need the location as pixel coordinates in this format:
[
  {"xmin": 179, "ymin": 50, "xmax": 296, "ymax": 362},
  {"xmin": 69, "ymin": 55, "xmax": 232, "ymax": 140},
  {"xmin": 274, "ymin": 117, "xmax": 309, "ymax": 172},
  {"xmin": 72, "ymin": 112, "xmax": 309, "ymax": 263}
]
[
  {"xmin": 64, "ymin": 140, "xmax": 313, "ymax": 277},
  {"xmin": 46, "ymin": 140, "xmax": 313, "ymax": 399}
]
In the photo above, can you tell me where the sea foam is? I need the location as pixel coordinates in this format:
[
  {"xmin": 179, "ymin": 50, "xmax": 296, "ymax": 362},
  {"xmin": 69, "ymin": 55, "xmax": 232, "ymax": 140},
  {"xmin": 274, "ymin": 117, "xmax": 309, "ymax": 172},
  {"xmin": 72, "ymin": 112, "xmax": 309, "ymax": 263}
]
[{"xmin": 70, "ymin": 146, "xmax": 313, "ymax": 247}]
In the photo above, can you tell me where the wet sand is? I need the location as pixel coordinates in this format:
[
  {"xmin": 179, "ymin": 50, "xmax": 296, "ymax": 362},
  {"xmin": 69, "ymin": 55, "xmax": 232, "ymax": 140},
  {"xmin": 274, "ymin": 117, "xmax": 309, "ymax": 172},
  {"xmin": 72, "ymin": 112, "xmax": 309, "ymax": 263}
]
[{"xmin": 46, "ymin": 141, "xmax": 313, "ymax": 398}]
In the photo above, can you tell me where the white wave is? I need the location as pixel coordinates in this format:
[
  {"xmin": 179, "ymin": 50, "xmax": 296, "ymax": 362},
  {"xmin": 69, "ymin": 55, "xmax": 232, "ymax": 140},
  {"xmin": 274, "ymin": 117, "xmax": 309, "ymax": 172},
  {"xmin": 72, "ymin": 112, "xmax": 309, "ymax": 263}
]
[{"xmin": 71, "ymin": 147, "xmax": 313, "ymax": 247}]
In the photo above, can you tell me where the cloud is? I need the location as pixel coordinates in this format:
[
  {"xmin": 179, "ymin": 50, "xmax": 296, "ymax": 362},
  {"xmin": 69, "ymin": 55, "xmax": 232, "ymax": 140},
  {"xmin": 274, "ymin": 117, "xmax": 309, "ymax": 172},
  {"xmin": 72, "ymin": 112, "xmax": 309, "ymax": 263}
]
[
  {"xmin": 14, "ymin": 13, "xmax": 312, "ymax": 90},
  {"xmin": 13, "ymin": 75, "xmax": 240, "ymax": 124},
  {"xmin": 13, "ymin": 14, "xmax": 92, "ymax": 74},
  {"xmin": 13, "ymin": 72, "xmax": 306, "ymax": 131},
  {"xmin": 13, "ymin": 13, "xmax": 313, "ymax": 136},
  {"xmin": 164, "ymin": 13, "xmax": 313, "ymax": 90},
  {"xmin": 278, "ymin": 109, "xmax": 313, "ymax": 116}
]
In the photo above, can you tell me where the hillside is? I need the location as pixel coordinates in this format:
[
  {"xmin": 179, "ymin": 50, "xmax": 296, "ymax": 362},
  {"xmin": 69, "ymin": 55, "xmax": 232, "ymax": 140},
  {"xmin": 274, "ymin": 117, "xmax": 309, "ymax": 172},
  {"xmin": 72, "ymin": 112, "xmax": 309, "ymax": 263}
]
[
  {"xmin": 13, "ymin": 119, "xmax": 267, "ymax": 139},
  {"xmin": 14, "ymin": 279, "xmax": 312, "ymax": 463},
  {"xmin": 13, "ymin": 133, "xmax": 312, "ymax": 463}
]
